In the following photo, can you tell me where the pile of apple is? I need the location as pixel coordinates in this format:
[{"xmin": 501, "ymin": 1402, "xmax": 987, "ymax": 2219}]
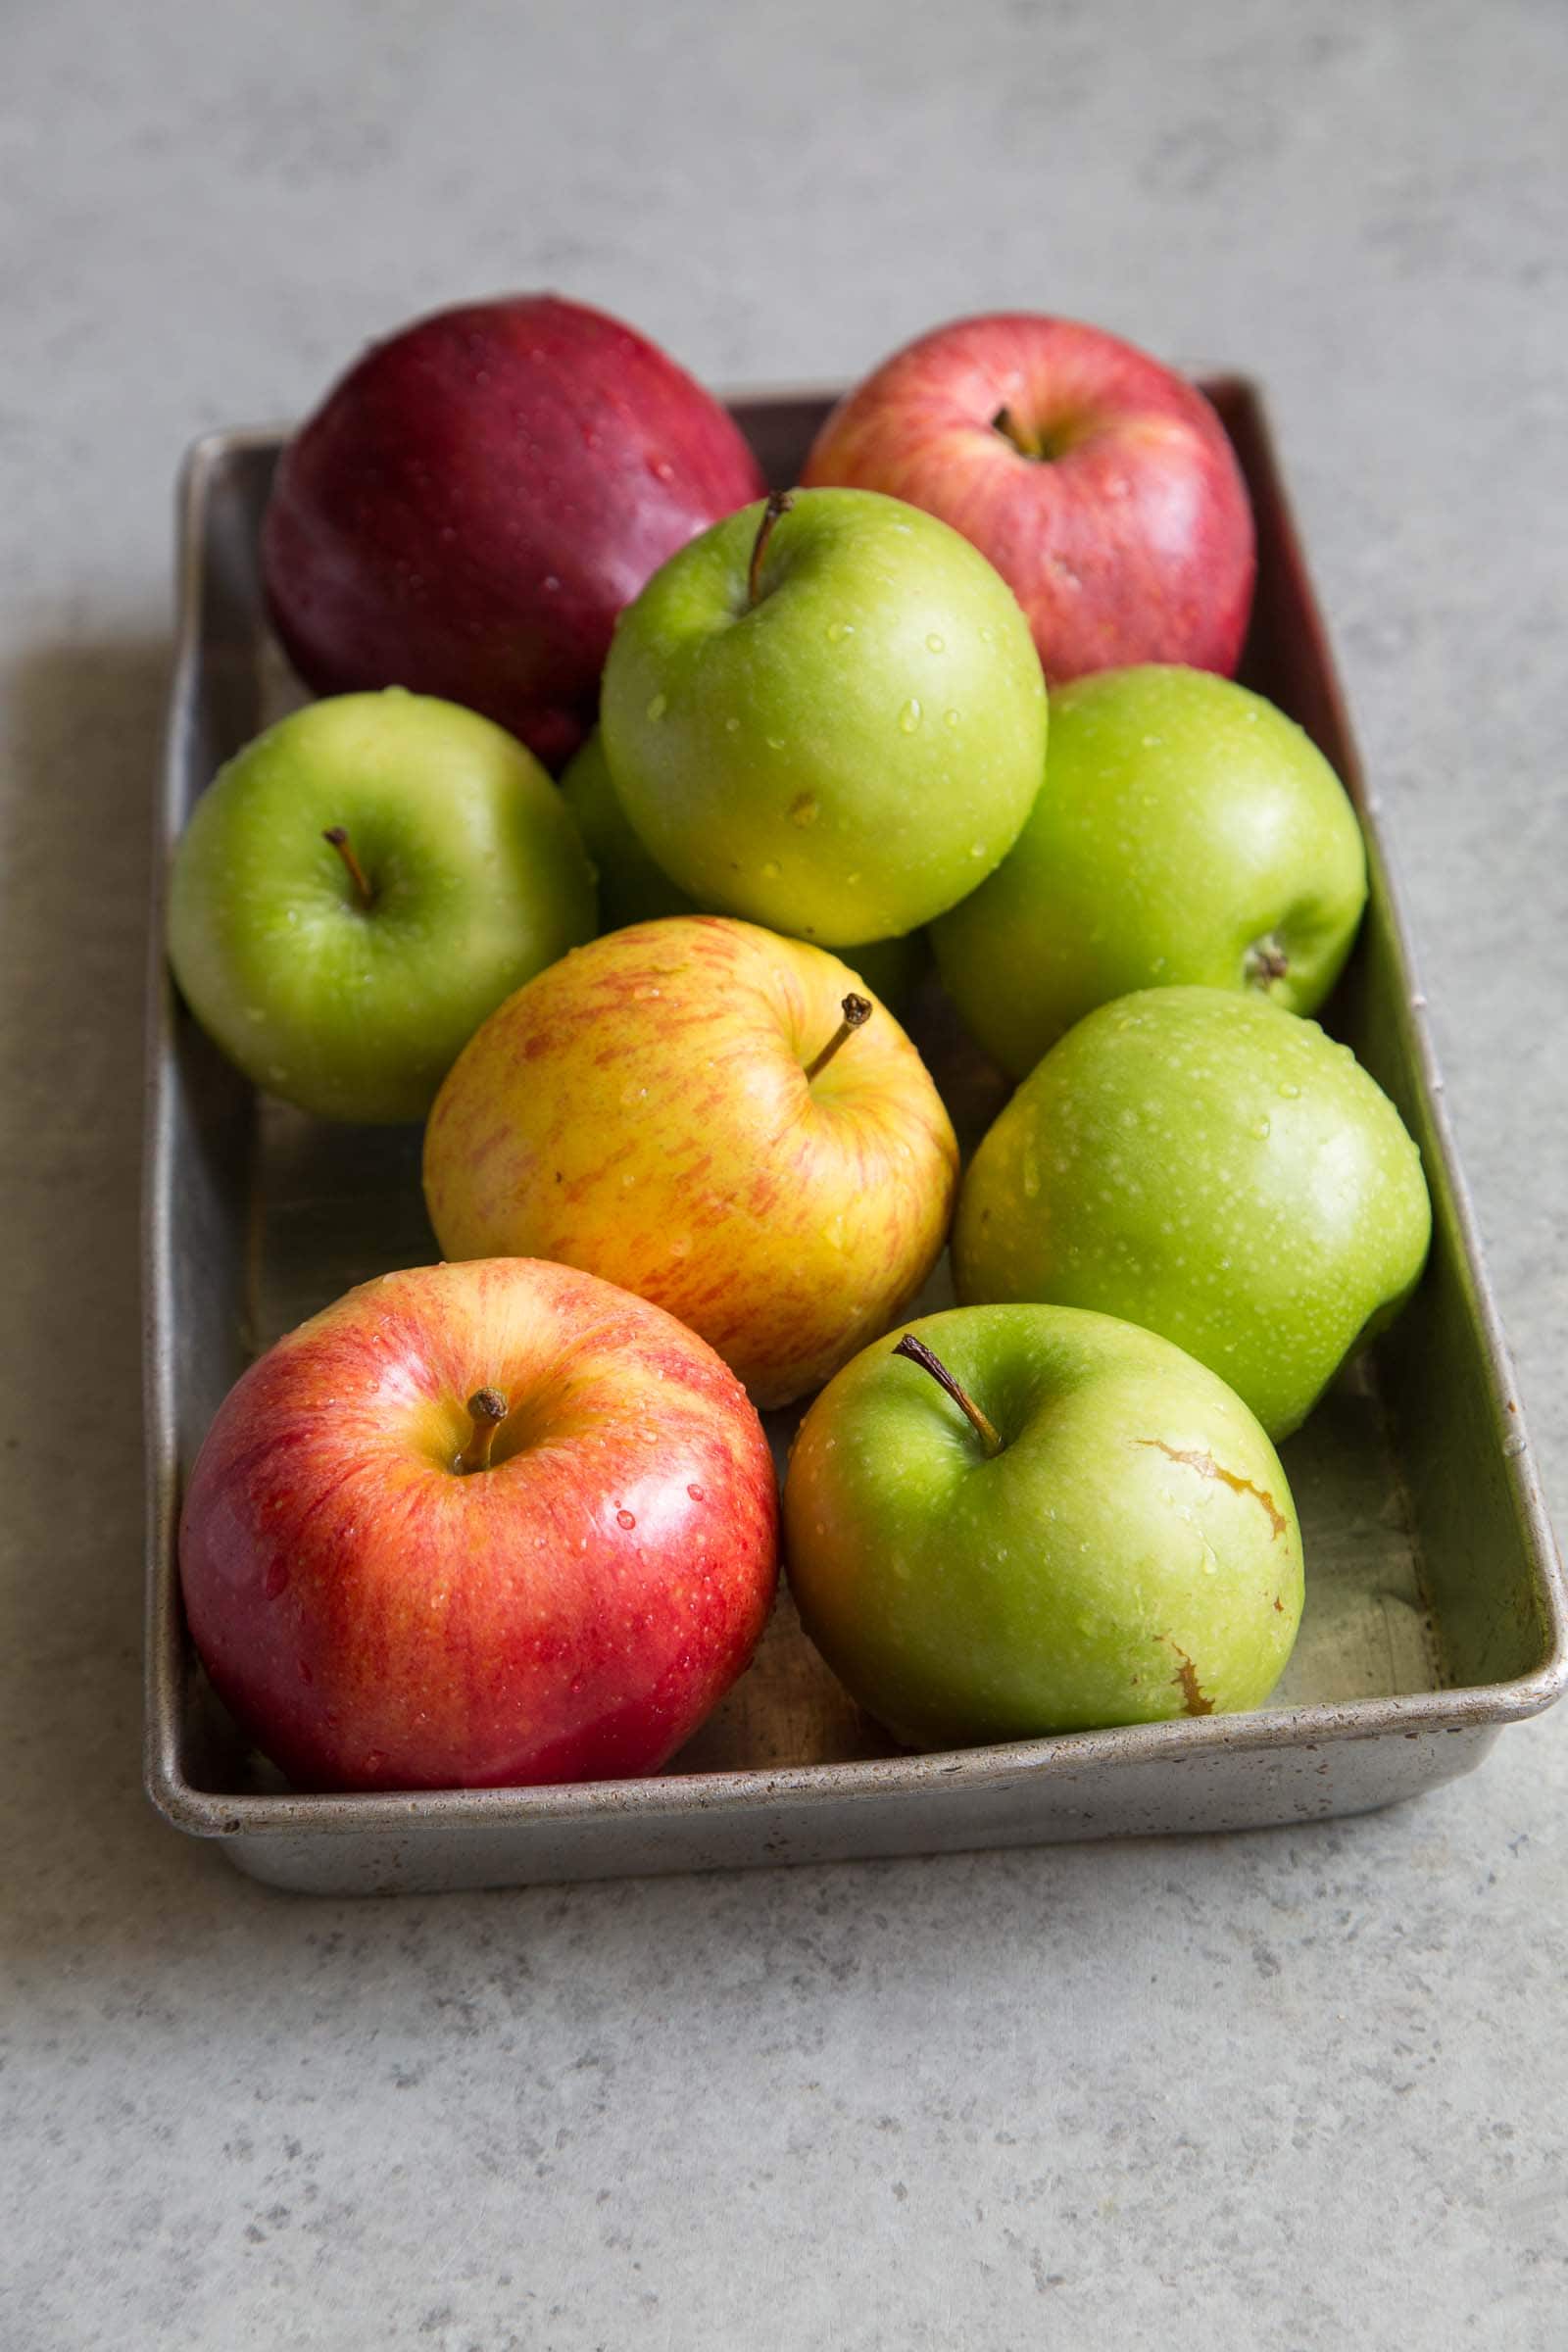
[{"xmin": 169, "ymin": 295, "xmax": 1432, "ymax": 1794}]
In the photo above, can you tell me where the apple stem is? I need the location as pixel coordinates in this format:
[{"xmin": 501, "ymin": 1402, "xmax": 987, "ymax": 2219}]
[
  {"xmin": 892, "ymin": 1334, "xmax": 1004, "ymax": 1457},
  {"xmin": 323, "ymin": 825, "xmax": 375, "ymax": 911},
  {"xmin": 456, "ymin": 1387, "xmax": 509, "ymax": 1474},
  {"xmin": 992, "ymin": 405, "xmax": 1047, "ymax": 461},
  {"xmin": 747, "ymin": 490, "xmax": 794, "ymax": 608},
  {"xmin": 1245, "ymin": 936, "xmax": 1291, "ymax": 987},
  {"xmin": 803, "ymin": 992, "xmax": 873, "ymax": 1082}
]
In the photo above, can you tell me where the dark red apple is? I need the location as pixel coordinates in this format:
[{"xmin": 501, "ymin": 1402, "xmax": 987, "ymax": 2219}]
[
  {"xmin": 262, "ymin": 295, "xmax": 766, "ymax": 768},
  {"xmin": 178, "ymin": 1258, "xmax": 779, "ymax": 1790},
  {"xmin": 803, "ymin": 313, "xmax": 1254, "ymax": 684}
]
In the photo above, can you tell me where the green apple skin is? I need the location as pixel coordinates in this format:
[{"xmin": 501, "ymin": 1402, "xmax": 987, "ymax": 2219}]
[
  {"xmin": 931, "ymin": 665, "xmax": 1369, "ymax": 1078},
  {"xmin": 784, "ymin": 1304, "xmax": 1303, "ymax": 1747},
  {"xmin": 954, "ymin": 987, "xmax": 1432, "ymax": 1440},
  {"xmin": 168, "ymin": 689, "xmax": 597, "ymax": 1122},
  {"xmin": 600, "ymin": 487, "xmax": 1048, "ymax": 946},
  {"xmin": 560, "ymin": 727, "xmax": 928, "ymax": 1012}
]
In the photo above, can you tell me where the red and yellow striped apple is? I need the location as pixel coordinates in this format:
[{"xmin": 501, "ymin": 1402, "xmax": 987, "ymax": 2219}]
[
  {"xmin": 178, "ymin": 1257, "xmax": 779, "ymax": 1791},
  {"xmin": 422, "ymin": 916, "xmax": 959, "ymax": 1407},
  {"xmin": 804, "ymin": 313, "xmax": 1254, "ymax": 685}
]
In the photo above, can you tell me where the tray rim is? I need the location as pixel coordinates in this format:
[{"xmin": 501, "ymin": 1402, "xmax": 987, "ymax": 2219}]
[{"xmin": 143, "ymin": 384, "xmax": 1568, "ymax": 1848}]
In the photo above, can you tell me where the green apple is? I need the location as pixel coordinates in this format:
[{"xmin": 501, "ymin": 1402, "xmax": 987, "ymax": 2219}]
[
  {"xmin": 168, "ymin": 689, "xmax": 596, "ymax": 1123},
  {"xmin": 931, "ymin": 665, "xmax": 1369, "ymax": 1077},
  {"xmin": 784, "ymin": 1304, "xmax": 1303, "ymax": 1746},
  {"xmin": 561, "ymin": 726, "xmax": 928, "ymax": 1011},
  {"xmin": 954, "ymin": 987, "xmax": 1431, "ymax": 1439},
  {"xmin": 600, "ymin": 487, "xmax": 1048, "ymax": 946}
]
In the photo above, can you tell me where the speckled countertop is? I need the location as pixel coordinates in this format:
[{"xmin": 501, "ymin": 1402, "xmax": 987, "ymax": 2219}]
[{"xmin": 4, "ymin": 4, "xmax": 1566, "ymax": 2344}]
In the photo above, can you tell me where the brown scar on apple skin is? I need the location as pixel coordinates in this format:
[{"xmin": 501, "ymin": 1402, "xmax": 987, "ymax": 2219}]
[
  {"xmin": 1165, "ymin": 1641, "xmax": 1214, "ymax": 1718},
  {"xmin": 1138, "ymin": 1439, "xmax": 1289, "ymax": 1541}
]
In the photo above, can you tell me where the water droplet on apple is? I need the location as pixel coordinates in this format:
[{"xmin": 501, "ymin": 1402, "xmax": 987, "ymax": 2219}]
[
  {"xmin": 687, "ymin": 1484, "xmax": 705, "ymax": 1501},
  {"xmin": 648, "ymin": 456, "xmax": 675, "ymax": 482},
  {"xmin": 944, "ymin": 709, "xmax": 960, "ymax": 728},
  {"xmin": 925, "ymin": 633, "xmax": 945, "ymax": 654},
  {"xmin": 761, "ymin": 860, "xmax": 781, "ymax": 881},
  {"xmin": 826, "ymin": 619, "xmax": 855, "ymax": 643},
  {"xmin": 1278, "ymin": 1081, "xmax": 1300, "ymax": 1099},
  {"xmin": 789, "ymin": 794, "xmax": 818, "ymax": 828},
  {"xmin": 969, "ymin": 842, "xmax": 987, "ymax": 858},
  {"xmin": 724, "ymin": 716, "xmax": 741, "ymax": 734},
  {"xmin": 1252, "ymin": 1116, "xmax": 1272, "ymax": 1140},
  {"xmin": 646, "ymin": 693, "xmax": 667, "ymax": 721},
  {"xmin": 899, "ymin": 699, "xmax": 922, "ymax": 733},
  {"xmin": 765, "ymin": 736, "xmax": 786, "ymax": 752},
  {"xmin": 632, "ymin": 983, "xmax": 662, "ymax": 1001},
  {"xmin": 980, "ymin": 626, "xmax": 995, "ymax": 645},
  {"xmin": 1142, "ymin": 735, "xmax": 1162, "ymax": 749},
  {"xmin": 542, "ymin": 574, "xmax": 562, "ymax": 594},
  {"xmin": 616, "ymin": 1509, "xmax": 637, "ymax": 1530}
]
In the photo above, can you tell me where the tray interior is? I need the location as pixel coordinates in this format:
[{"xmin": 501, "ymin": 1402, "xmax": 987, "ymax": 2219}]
[{"xmin": 159, "ymin": 386, "xmax": 1556, "ymax": 1802}]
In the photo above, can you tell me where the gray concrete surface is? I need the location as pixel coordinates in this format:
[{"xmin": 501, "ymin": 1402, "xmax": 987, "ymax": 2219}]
[{"xmin": 3, "ymin": 2, "xmax": 1566, "ymax": 2344}]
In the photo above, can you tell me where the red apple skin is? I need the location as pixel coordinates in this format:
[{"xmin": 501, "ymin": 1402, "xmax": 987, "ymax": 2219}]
[
  {"xmin": 803, "ymin": 314, "xmax": 1254, "ymax": 685},
  {"xmin": 262, "ymin": 296, "xmax": 766, "ymax": 770},
  {"xmin": 177, "ymin": 1258, "xmax": 779, "ymax": 1791}
]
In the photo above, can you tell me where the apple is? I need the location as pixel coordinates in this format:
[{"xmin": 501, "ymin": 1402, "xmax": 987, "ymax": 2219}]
[
  {"xmin": 803, "ymin": 313, "xmax": 1254, "ymax": 684},
  {"xmin": 561, "ymin": 726, "xmax": 928, "ymax": 1010},
  {"xmin": 167, "ymin": 689, "xmax": 596, "ymax": 1122},
  {"xmin": 784, "ymin": 1304, "xmax": 1302, "ymax": 1747},
  {"xmin": 422, "ymin": 915, "xmax": 958, "ymax": 1408},
  {"xmin": 954, "ymin": 987, "xmax": 1432, "ymax": 1439},
  {"xmin": 178, "ymin": 1256, "xmax": 780, "ymax": 1790},
  {"xmin": 262, "ymin": 294, "xmax": 765, "ymax": 770},
  {"xmin": 931, "ymin": 665, "xmax": 1368, "ymax": 1077},
  {"xmin": 599, "ymin": 487, "xmax": 1047, "ymax": 946}
]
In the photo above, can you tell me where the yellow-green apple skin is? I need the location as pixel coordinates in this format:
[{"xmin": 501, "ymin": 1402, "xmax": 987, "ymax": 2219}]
[
  {"xmin": 177, "ymin": 1257, "xmax": 779, "ymax": 1790},
  {"xmin": 784, "ymin": 1304, "xmax": 1303, "ymax": 1746},
  {"xmin": 560, "ymin": 728, "xmax": 926, "ymax": 1011},
  {"xmin": 954, "ymin": 988, "xmax": 1432, "ymax": 1439},
  {"xmin": 931, "ymin": 665, "xmax": 1369, "ymax": 1078},
  {"xmin": 167, "ymin": 689, "xmax": 597, "ymax": 1122},
  {"xmin": 423, "ymin": 916, "xmax": 958, "ymax": 1408},
  {"xmin": 599, "ymin": 488, "xmax": 1048, "ymax": 946}
]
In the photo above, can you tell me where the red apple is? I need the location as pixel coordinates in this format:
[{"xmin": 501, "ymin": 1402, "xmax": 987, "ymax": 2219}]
[
  {"xmin": 261, "ymin": 295, "xmax": 765, "ymax": 769},
  {"xmin": 803, "ymin": 313, "xmax": 1254, "ymax": 684},
  {"xmin": 178, "ymin": 1257, "xmax": 779, "ymax": 1791}
]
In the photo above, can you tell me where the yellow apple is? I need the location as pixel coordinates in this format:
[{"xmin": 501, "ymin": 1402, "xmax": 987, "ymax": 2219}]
[{"xmin": 423, "ymin": 916, "xmax": 958, "ymax": 1407}]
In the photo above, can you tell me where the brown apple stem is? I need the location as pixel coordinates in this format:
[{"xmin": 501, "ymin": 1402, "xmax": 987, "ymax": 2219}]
[
  {"xmin": 892, "ymin": 1334, "xmax": 1004, "ymax": 1457},
  {"xmin": 456, "ymin": 1387, "xmax": 509, "ymax": 1474},
  {"xmin": 747, "ymin": 489, "xmax": 794, "ymax": 607},
  {"xmin": 323, "ymin": 825, "xmax": 375, "ymax": 911},
  {"xmin": 1245, "ymin": 936, "xmax": 1291, "ymax": 986},
  {"xmin": 803, "ymin": 992, "xmax": 872, "ymax": 1081},
  {"xmin": 992, "ymin": 405, "xmax": 1047, "ymax": 460}
]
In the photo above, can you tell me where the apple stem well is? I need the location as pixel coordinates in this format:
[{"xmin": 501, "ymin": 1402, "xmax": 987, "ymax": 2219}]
[
  {"xmin": 456, "ymin": 1388, "xmax": 509, "ymax": 1475},
  {"xmin": 991, "ymin": 406, "xmax": 1050, "ymax": 462},
  {"xmin": 747, "ymin": 490, "xmax": 794, "ymax": 608},
  {"xmin": 322, "ymin": 825, "xmax": 375, "ymax": 911},
  {"xmin": 803, "ymin": 992, "xmax": 873, "ymax": 1083},
  {"xmin": 892, "ymin": 1334, "xmax": 1004, "ymax": 1457}
]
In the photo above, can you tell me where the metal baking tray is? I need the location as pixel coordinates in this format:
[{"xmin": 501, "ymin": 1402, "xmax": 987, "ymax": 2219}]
[{"xmin": 144, "ymin": 381, "xmax": 1568, "ymax": 1894}]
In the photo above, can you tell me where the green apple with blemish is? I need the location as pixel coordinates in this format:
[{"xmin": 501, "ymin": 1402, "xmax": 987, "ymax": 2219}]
[
  {"xmin": 931, "ymin": 665, "xmax": 1369, "ymax": 1078},
  {"xmin": 168, "ymin": 689, "xmax": 596, "ymax": 1121},
  {"xmin": 954, "ymin": 987, "xmax": 1432, "ymax": 1439},
  {"xmin": 599, "ymin": 487, "xmax": 1048, "ymax": 947},
  {"xmin": 560, "ymin": 727, "xmax": 928, "ymax": 1011},
  {"xmin": 784, "ymin": 1303, "xmax": 1303, "ymax": 1747}
]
